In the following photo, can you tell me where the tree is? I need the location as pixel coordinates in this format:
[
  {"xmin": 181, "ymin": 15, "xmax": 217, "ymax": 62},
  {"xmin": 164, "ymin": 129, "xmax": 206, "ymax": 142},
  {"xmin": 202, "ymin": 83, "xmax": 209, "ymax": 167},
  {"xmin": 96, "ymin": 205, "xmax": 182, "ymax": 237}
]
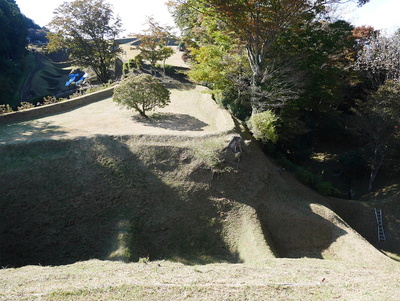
[
  {"xmin": 113, "ymin": 74, "xmax": 171, "ymax": 118},
  {"xmin": 137, "ymin": 17, "xmax": 175, "ymax": 76},
  {"xmin": 159, "ymin": 46, "xmax": 175, "ymax": 75},
  {"xmin": 47, "ymin": 0, "xmax": 122, "ymax": 83},
  {"xmin": 0, "ymin": 0, "xmax": 29, "ymax": 106},
  {"xmin": 354, "ymin": 32, "xmax": 400, "ymax": 87},
  {"xmin": 170, "ymin": 0, "xmax": 369, "ymax": 115},
  {"xmin": 0, "ymin": 0, "xmax": 27, "ymax": 60},
  {"xmin": 351, "ymin": 80, "xmax": 400, "ymax": 191}
]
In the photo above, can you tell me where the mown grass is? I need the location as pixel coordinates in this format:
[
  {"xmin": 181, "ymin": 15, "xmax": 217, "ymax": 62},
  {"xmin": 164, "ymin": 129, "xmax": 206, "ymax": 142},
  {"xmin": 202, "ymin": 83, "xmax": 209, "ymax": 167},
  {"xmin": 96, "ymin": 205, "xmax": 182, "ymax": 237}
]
[
  {"xmin": 1, "ymin": 259, "xmax": 399, "ymax": 300},
  {"xmin": 0, "ymin": 133, "xmax": 393, "ymax": 267},
  {"xmin": 1, "ymin": 69, "xmax": 399, "ymax": 299}
]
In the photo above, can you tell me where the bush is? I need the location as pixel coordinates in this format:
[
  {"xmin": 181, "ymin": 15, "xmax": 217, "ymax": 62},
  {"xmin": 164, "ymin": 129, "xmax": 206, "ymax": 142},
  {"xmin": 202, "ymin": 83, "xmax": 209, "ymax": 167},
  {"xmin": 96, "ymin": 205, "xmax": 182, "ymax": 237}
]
[
  {"xmin": 247, "ymin": 110, "xmax": 279, "ymax": 143},
  {"xmin": 0, "ymin": 104, "xmax": 12, "ymax": 114},
  {"xmin": 295, "ymin": 168, "xmax": 319, "ymax": 186},
  {"xmin": 41, "ymin": 95, "xmax": 59, "ymax": 105},
  {"xmin": 277, "ymin": 153, "xmax": 297, "ymax": 172},
  {"xmin": 316, "ymin": 181, "xmax": 341, "ymax": 197},
  {"xmin": 17, "ymin": 102, "xmax": 35, "ymax": 111},
  {"xmin": 113, "ymin": 74, "xmax": 171, "ymax": 118},
  {"xmin": 156, "ymin": 63, "xmax": 175, "ymax": 75},
  {"xmin": 128, "ymin": 59, "xmax": 135, "ymax": 69},
  {"xmin": 278, "ymin": 153, "xmax": 340, "ymax": 197},
  {"xmin": 133, "ymin": 54, "xmax": 143, "ymax": 69},
  {"xmin": 215, "ymin": 88, "xmax": 251, "ymax": 121},
  {"xmin": 123, "ymin": 62, "xmax": 130, "ymax": 75}
]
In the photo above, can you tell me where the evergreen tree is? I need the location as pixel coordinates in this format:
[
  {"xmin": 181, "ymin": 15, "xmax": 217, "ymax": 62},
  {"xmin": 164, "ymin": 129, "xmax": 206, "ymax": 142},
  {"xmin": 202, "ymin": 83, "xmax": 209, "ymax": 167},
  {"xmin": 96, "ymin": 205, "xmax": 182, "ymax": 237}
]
[{"xmin": 0, "ymin": 0, "xmax": 28, "ymax": 106}]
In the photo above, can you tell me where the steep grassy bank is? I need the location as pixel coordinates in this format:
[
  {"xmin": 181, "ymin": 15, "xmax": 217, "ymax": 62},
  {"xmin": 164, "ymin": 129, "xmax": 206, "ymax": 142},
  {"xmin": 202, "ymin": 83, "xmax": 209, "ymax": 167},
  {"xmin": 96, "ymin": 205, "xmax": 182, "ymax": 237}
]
[{"xmin": 0, "ymin": 131, "xmax": 388, "ymax": 268}]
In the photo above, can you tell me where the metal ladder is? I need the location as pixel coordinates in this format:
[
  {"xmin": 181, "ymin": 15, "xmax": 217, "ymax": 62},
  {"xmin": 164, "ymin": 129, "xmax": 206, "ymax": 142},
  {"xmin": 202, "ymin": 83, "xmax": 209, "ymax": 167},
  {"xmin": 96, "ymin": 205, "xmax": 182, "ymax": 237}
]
[{"xmin": 374, "ymin": 208, "xmax": 386, "ymax": 242}]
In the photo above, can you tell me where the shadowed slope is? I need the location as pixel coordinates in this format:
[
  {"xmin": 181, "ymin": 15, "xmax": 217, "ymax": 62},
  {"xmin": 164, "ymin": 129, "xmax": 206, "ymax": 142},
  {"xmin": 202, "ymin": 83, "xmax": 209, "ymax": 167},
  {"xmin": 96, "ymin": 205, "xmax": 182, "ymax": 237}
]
[{"xmin": 0, "ymin": 132, "xmax": 389, "ymax": 267}]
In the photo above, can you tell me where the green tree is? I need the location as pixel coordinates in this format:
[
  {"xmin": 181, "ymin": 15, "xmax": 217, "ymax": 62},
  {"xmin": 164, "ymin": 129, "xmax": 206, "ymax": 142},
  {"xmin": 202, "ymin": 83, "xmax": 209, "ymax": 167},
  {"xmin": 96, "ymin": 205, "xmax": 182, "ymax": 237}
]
[
  {"xmin": 159, "ymin": 46, "xmax": 175, "ymax": 75},
  {"xmin": 188, "ymin": 44, "xmax": 253, "ymax": 119},
  {"xmin": 170, "ymin": 0, "xmax": 369, "ymax": 115},
  {"xmin": 0, "ymin": 0, "xmax": 28, "ymax": 106},
  {"xmin": 137, "ymin": 17, "xmax": 175, "ymax": 76},
  {"xmin": 113, "ymin": 74, "xmax": 171, "ymax": 118},
  {"xmin": 351, "ymin": 80, "xmax": 400, "ymax": 191},
  {"xmin": 47, "ymin": 0, "xmax": 122, "ymax": 83},
  {"xmin": 0, "ymin": 0, "xmax": 27, "ymax": 60},
  {"xmin": 171, "ymin": 0, "xmax": 310, "ymax": 114}
]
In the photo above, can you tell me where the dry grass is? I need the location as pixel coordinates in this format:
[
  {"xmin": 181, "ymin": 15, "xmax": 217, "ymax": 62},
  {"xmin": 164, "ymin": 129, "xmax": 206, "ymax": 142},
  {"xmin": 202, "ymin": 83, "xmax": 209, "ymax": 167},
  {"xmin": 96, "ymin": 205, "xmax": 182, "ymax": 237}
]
[
  {"xmin": 1, "ymin": 51, "xmax": 399, "ymax": 299},
  {"xmin": 0, "ymin": 83, "xmax": 232, "ymax": 144},
  {"xmin": 118, "ymin": 40, "xmax": 188, "ymax": 68},
  {"xmin": 0, "ymin": 133, "xmax": 396, "ymax": 286},
  {"xmin": 1, "ymin": 258, "xmax": 399, "ymax": 300}
]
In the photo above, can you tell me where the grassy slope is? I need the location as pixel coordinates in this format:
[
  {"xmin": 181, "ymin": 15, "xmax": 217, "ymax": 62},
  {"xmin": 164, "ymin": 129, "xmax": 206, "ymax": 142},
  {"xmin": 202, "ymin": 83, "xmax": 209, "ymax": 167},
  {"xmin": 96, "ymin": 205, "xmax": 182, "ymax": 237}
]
[
  {"xmin": 30, "ymin": 53, "xmax": 72, "ymax": 97},
  {"xmin": 1, "ymin": 128, "xmax": 398, "ymax": 299},
  {"xmin": 0, "ymin": 130, "xmax": 390, "ymax": 265},
  {"xmin": 1, "ymin": 43, "xmax": 399, "ymax": 299}
]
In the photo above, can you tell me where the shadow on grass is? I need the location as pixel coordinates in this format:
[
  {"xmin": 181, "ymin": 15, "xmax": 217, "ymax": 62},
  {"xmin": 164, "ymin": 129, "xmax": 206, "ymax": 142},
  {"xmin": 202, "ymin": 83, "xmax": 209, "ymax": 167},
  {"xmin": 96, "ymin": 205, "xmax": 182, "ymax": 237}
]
[
  {"xmin": 0, "ymin": 131, "xmax": 352, "ymax": 267},
  {"xmin": 0, "ymin": 136, "xmax": 239, "ymax": 268},
  {"xmin": 199, "ymin": 133, "xmax": 349, "ymax": 260},
  {"xmin": 0, "ymin": 121, "xmax": 69, "ymax": 144},
  {"xmin": 163, "ymin": 81, "xmax": 196, "ymax": 90},
  {"xmin": 132, "ymin": 113, "xmax": 208, "ymax": 132}
]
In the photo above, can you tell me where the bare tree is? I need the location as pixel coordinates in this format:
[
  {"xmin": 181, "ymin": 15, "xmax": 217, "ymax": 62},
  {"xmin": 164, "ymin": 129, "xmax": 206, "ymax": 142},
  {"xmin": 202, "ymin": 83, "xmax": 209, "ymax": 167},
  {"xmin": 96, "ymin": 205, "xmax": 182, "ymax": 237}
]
[{"xmin": 354, "ymin": 32, "xmax": 400, "ymax": 87}]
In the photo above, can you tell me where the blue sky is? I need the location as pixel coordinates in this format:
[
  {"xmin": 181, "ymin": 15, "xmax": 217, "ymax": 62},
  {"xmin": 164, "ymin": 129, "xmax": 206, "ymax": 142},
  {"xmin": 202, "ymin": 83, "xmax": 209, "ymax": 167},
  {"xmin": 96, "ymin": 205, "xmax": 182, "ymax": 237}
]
[{"xmin": 16, "ymin": 0, "xmax": 400, "ymax": 35}]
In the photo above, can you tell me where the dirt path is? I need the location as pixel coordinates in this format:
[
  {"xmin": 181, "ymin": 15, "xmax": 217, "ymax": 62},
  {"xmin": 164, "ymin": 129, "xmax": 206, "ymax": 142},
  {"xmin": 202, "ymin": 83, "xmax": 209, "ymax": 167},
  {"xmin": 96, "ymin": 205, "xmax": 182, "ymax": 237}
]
[{"xmin": 0, "ymin": 83, "xmax": 234, "ymax": 144}]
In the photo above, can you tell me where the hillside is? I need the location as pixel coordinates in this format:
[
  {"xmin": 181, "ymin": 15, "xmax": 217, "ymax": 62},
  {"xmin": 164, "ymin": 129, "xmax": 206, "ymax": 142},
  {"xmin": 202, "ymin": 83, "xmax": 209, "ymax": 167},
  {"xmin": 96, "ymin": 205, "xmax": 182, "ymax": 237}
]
[{"xmin": 0, "ymin": 75, "xmax": 399, "ymax": 298}]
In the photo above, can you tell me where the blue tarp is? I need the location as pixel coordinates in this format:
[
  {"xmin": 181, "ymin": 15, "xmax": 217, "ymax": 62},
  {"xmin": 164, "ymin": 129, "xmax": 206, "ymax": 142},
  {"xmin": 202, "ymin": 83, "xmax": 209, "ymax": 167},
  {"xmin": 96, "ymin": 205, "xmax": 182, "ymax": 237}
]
[{"xmin": 65, "ymin": 70, "xmax": 88, "ymax": 86}]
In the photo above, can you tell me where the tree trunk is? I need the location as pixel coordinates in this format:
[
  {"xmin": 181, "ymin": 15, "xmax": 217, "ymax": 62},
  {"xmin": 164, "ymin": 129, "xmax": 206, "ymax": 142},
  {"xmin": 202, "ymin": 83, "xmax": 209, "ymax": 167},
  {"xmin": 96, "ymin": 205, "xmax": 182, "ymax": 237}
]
[
  {"xmin": 250, "ymin": 70, "xmax": 263, "ymax": 115},
  {"xmin": 368, "ymin": 168, "xmax": 379, "ymax": 192},
  {"xmin": 139, "ymin": 110, "xmax": 149, "ymax": 119},
  {"xmin": 246, "ymin": 45, "xmax": 265, "ymax": 116},
  {"xmin": 368, "ymin": 152, "xmax": 384, "ymax": 192}
]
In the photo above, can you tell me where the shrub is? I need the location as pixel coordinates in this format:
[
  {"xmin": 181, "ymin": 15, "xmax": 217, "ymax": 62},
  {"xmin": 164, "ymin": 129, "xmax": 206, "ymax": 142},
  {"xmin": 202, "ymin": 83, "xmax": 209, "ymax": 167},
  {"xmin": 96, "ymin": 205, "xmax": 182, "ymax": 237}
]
[
  {"xmin": 277, "ymin": 154, "xmax": 295, "ymax": 171},
  {"xmin": 316, "ymin": 181, "xmax": 341, "ymax": 197},
  {"xmin": 278, "ymin": 153, "xmax": 340, "ymax": 197},
  {"xmin": 17, "ymin": 102, "xmax": 35, "ymax": 111},
  {"xmin": 156, "ymin": 63, "xmax": 175, "ymax": 75},
  {"xmin": 128, "ymin": 59, "xmax": 135, "ymax": 69},
  {"xmin": 113, "ymin": 74, "xmax": 171, "ymax": 118},
  {"xmin": 123, "ymin": 62, "xmax": 130, "ymax": 75},
  {"xmin": 247, "ymin": 110, "xmax": 279, "ymax": 143},
  {"xmin": 295, "ymin": 168, "xmax": 319, "ymax": 186},
  {"xmin": 0, "ymin": 104, "xmax": 12, "ymax": 114},
  {"xmin": 42, "ymin": 95, "xmax": 59, "ymax": 105},
  {"xmin": 133, "ymin": 54, "xmax": 143, "ymax": 69}
]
